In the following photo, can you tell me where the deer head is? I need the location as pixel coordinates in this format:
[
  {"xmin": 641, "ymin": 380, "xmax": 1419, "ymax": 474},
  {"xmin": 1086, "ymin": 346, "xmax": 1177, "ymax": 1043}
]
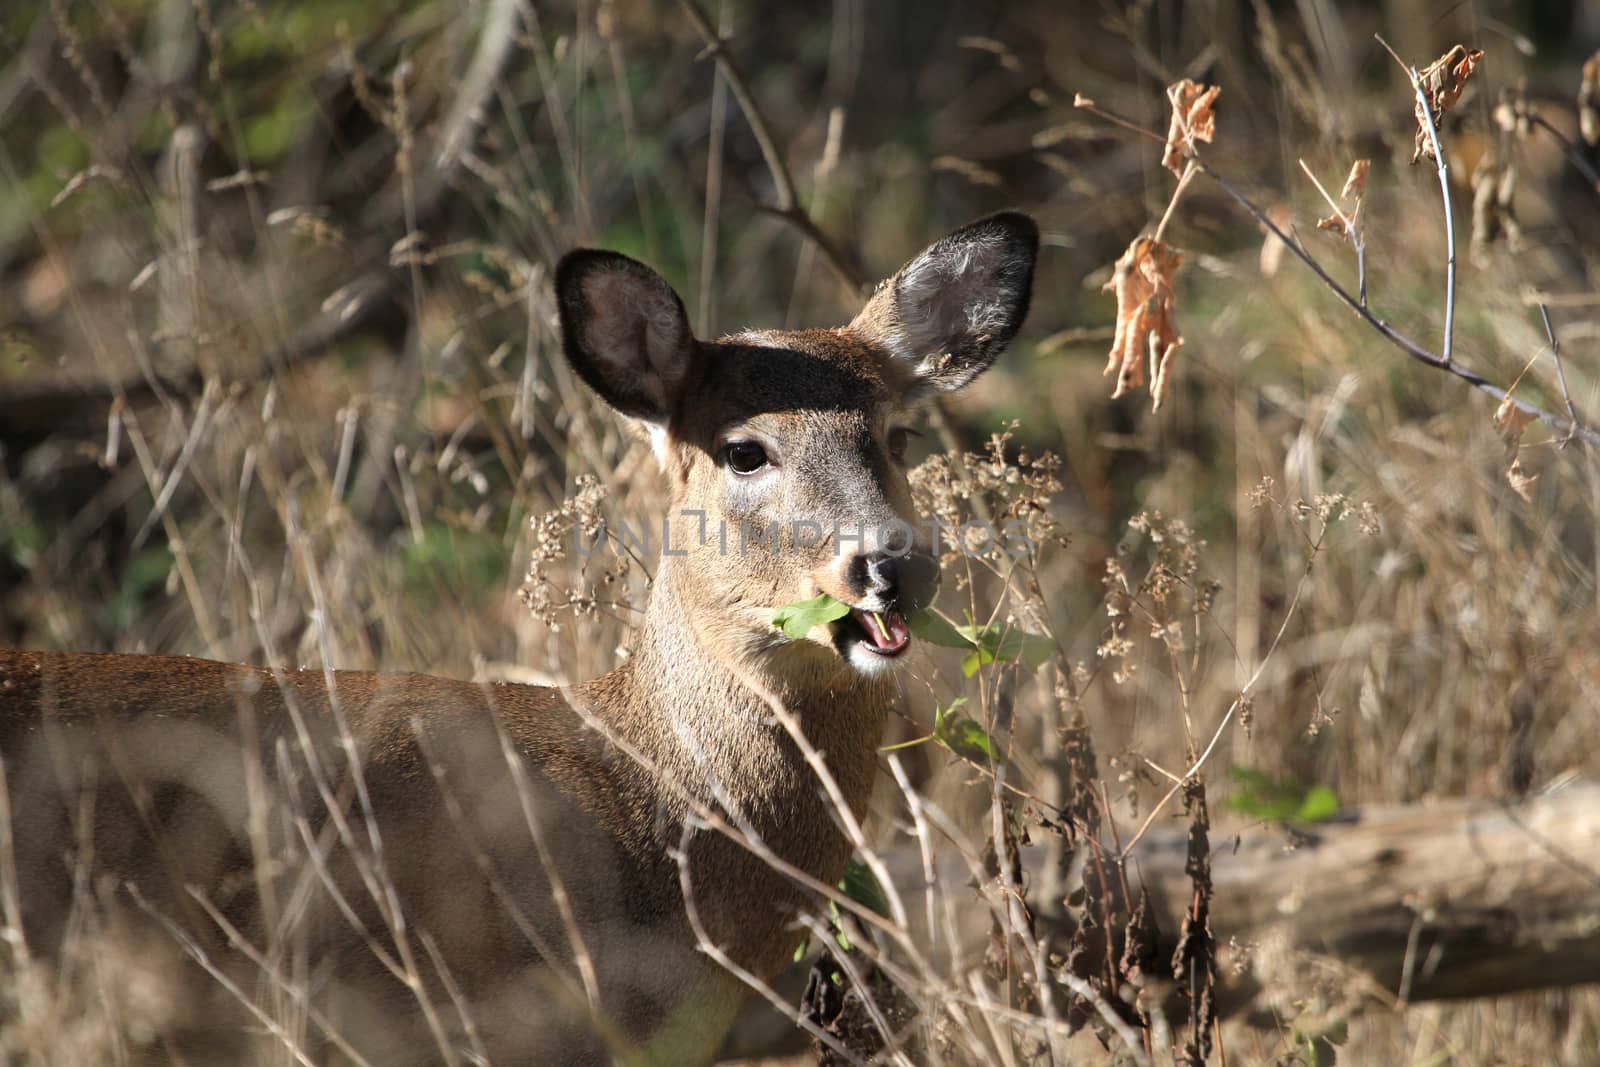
[{"xmin": 555, "ymin": 212, "xmax": 1038, "ymax": 679}]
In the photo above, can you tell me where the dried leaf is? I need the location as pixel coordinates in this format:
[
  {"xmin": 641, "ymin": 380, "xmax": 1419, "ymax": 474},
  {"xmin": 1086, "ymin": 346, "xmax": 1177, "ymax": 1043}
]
[
  {"xmin": 1411, "ymin": 46, "xmax": 1485, "ymax": 164},
  {"xmin": 1494, "ymin": 395, "xmax": 1537, "ymax": 443},
  {"xmin": 1506, "ymin": 457, "xmax": 1538, "ymax": 502},
  {"xmin": 1102, "ymin": 236, "xmax": 1184, "ymax": 410},
  {"xmin": 1497, "ymin": 396, "xmax": 1538, "ymax": 503},
  {"xmin": 1580, "ymin": 50, "xmax": 1600, "ymax": 147},
  {"xmin": 1315, "ymin": 213, "xmax": 1350, "ymax": 236},
  {"xmin": 1493, "ymin": 87, "xmax": 1530, "ymax": 137},
  {"xmin": 1471, "ymin": 152, "xmax": 1520, "ymax": 264},
  {"xmin": 1171, "ymin": 781, "xmax": 1217, "ymax": 1065},
  {"xmin": 1339, "ymin": 158, "xmax": 1370, "ymax": 202},
  {"xmin": 1163, "ymin": 79, "xmax": 1222, "ymax": 176},
  {"xmin": 1314, "ymin": 159, "xmax": 1368, "ymax": 239}
]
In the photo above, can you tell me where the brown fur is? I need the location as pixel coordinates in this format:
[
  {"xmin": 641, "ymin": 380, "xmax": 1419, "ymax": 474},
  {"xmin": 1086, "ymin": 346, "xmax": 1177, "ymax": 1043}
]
[{"xmin": 0, "ymin": 213, "xmax": 1037, "ymax": 1065}]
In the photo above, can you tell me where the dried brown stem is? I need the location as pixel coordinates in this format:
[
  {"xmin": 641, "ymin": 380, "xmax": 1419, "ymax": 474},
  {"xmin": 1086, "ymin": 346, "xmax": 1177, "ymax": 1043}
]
[
  {"xmin": 677, "ymin": 0, "xmax": 866, "ymax": 295},
  {"xmin": 1152, "ymin": 160, "xmax": 1198, "ymax": 244},
  {"xmin": 1538, "ymin": 303, "xmax": 1583, "ymax": 448}
]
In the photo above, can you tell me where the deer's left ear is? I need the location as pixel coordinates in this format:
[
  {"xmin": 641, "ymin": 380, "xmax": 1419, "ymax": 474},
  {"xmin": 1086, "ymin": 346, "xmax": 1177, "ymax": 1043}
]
[{"xmin": 850, "ymin": 211, "xmax": 1038, "ymax": 397}]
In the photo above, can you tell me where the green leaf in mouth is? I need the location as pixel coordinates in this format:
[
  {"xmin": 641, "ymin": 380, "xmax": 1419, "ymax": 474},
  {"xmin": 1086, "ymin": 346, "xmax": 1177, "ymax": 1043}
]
[{"xmin": 771, "ymin": 592, "xmax": 853, "ymax": 640}]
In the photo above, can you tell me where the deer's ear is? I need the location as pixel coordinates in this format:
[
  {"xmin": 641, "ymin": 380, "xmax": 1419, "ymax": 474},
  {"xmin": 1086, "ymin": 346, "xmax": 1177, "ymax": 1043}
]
[
  {"xmin": 556, "ymin": 250, "xmax": 696, "ymax": 422},
  {"xmin": 851, "ymin": 212, "xmax": 1038, "ymax": 397}
]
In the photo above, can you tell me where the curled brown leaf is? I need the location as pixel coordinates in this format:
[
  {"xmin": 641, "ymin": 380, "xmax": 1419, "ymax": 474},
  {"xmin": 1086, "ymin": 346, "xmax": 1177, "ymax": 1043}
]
[
  {"xmin": 1496, "ymin": 396, "xmax": 1539, "ymax": 503},
  {"xmin": 1163, "ymin": 79, "xmax": 1221, "ymax": 176},
  {"xmin": 1494, "ymin": 394, "xmax": 1537, "ymax": 442},
  {"xmin": 1102, "ymin": 236, "xmax": 1184, "ymax": 410},
  {"xmin": 1411, "ymin": 45, "xmax": 1485, "ymax": 164},
  {"xmin": 1339, "ymin": 158, "xmax": 1370, "ymax": 202},
  {"xmin": 1506, "ymin": 458, "xmax": 1539, "ymax": 502}
]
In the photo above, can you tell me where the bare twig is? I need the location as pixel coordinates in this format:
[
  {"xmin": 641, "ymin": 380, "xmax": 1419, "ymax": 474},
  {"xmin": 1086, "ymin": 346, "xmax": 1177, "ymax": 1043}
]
[
  {"xmin": 1121, "ymin": 526, "xmax": 1325, "ymax": 860},
  {"xmin": 1376, "ymin": 34, "xmax": 1457, "ymax": 366},
  {"xmin": 127, "ymin": 886, "xmax": 335, "ymax": 1067},
  {"xmin": 1525, "ymin": 112, "xmax": 1600, "ymax": 195},
  {"xmin": 1152, "ymin": 160, "xmax": 1198, "ymax": 244},
  {"xmin": 1297, "ymin": 157, "xmax": 1367, "ymax": 306},
  {"xmin": 1538, "ymin": 303, "xmax": 1582, "ymax": 448},
  {"xmin": 1198, "ymin": 157, "xmax": 1599, "ymax": 446},
  {"xmin": 676, "ymin": 0, "xmax": 866, "ymax": 295},
  {"xmin": 1073, "ymin": 94, "xmax": 1598, "ymax": 447},
  {"xmin": 795, "ymin": 914, "xmax": 916, "ymax": 1066},
  {"xmin": 696, "ymin": 0, "xmax": 730, "ymax": 333}
]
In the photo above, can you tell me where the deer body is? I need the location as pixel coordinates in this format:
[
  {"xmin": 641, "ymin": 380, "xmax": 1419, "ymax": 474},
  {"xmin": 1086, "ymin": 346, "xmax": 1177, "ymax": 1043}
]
[{"xmin": 0, "ymin": 213, "xmax": 1037, "ymax": 1064}]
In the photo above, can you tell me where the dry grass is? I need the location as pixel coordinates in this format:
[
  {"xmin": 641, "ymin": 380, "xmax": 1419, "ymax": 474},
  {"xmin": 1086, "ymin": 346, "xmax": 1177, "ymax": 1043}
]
[{"xmin": 2, "ymin": 0, "xmax": 1599, "ymax": 1063}]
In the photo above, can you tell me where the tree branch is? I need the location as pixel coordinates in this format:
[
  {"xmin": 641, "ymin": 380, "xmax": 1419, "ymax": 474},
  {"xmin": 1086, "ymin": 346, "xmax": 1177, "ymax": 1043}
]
[
  {"xmin": 1190, "ymin": 158, "xmax": 1600, "ymax": 448},
  {"xmin": 676, "ymin": 0, "xmax": 867, "ymax": 295}
]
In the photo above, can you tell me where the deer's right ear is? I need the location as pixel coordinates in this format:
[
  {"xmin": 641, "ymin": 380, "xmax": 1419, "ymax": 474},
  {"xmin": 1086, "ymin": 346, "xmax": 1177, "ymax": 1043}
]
[
  {"xmin": 850, "ymin": 212, "xmax": 1038, "ymax": 400},
  {"xmin": 556, "ymin": 250, "xmax": 695, "ymax": 422}
]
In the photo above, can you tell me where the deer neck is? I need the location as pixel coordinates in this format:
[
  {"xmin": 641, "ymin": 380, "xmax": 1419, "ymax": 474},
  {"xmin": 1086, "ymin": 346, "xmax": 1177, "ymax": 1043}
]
[{"xmin": 594, "ymin": 555, "xmax": 894, "ymax": 849}]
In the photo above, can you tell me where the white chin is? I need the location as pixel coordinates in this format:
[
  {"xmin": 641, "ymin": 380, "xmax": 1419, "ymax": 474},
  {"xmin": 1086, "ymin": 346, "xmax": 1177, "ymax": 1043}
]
[{"xmin": 845, "ymin": 641, "xmax": 907, "ymax": 676}]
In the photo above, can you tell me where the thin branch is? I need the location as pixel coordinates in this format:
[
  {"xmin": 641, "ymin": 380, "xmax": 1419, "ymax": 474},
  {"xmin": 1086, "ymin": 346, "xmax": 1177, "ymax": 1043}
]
[
  {"xmin": 677, "ymin": 0, "xmax": 866, "ymax": 294},
  {"xmin": 1188, "ymin": 157, "xmax": 1600, "ymax": 448},
  {"xmin": 1152, "ymin": 160, "xmax": 1198, "ymax": 244},
  {"xmin": 1296, "ymin": 157, "xmax": 1368, "ymax": 307},
  {"xmin": 1072, "ymin": 95, "xmax": 1169, "ymax": 147},
  {"xmin": 1376, "ymin": 34, "xmax": 1457, "ymax": 366},
  {"xmin": 1538, "ymin": 303, "xmax": 1582, "ymax": 448},
  {"xmin": 1071, "ymin": 102, "xmax": 1572, "ymax": 443},
  {"xmin": 1526, "ymin": 112, "xmax": 1600, "ymax": 195},
  {"xmin": 1121, "ymin": 525, "xmax": 1326, "ymax": 860}
]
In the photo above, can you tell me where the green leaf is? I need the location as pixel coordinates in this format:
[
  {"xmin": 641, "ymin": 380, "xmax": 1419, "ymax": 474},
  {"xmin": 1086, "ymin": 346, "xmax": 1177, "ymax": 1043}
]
[
  {"xmin": 839, "ymin": 858, "xmax": 890, "ymax": 918},
  {"xmin": 932, "ymin": 698, "xmax": 996, "ymax": 763},
  {"xmin": 908, "ymin": 610, "xmax": 971, "ymax": 649},
  {"xmin": 1295, "ymin": 785, "xmax": 1340, "ymax": 824},
  {"xmin": 826, "ymin": 899, "xmax": 853, "ymax": 952},
  {"xmin": 959, "ymin": 623, "xmax": 1056, "ymax": 676},
  {"xmin": 772, "ymin": 593, "xmax": 852, "ymax": 639},
  {"xmin": 942, "ymin": 719, "xmax": 998, "ymax": 762},
  {"xmin": 910, "ymin": 611, "xmax": 1054, "ymax": 675},
  {"xmin": 932, "ymin": 697, "xmax": 968, "ymax": 731},
  {"xmin": 1229, "ymin": 768, "xmax": 1340, "ymax": 825}
]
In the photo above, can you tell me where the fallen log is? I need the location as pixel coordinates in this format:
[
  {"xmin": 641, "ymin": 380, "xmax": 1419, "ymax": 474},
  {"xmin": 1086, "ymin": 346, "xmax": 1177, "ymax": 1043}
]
[
  {"xmin": 1126, "ymin": 778, "xmax": 1600, "ymax": 1008},
  {"xmin": 726, "ymin": 783, "xmax": 1600, "ymax": 1059}
]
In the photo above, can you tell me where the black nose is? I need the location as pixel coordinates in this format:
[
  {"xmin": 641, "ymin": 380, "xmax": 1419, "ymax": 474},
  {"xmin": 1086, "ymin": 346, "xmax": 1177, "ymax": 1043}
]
[{"xmin": 847, "ymin": 551, "xmax": 940, "ymax": 614}]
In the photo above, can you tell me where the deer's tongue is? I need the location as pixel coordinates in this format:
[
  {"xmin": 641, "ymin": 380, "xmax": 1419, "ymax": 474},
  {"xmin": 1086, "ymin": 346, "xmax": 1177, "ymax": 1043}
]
[{"xmin": 856, "ymin": 609, "xmax": 910, "ymax": 654}]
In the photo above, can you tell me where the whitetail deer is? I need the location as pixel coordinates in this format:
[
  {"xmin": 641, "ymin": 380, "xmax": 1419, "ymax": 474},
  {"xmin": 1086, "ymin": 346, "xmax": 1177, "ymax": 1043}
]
[{"xmin": 0, "ymin": 212, "xmax": 1037, "ymax": 1064}]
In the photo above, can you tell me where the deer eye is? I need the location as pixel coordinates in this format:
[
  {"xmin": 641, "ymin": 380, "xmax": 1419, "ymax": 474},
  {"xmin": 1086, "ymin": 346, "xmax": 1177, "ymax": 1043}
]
[
  {"xmin": 721, "ymin": 441, "xmax": 770, "ymax": 475},
  {"xmin": 887, "ymin": 426, "xmax": 919, "ymax": 462}
]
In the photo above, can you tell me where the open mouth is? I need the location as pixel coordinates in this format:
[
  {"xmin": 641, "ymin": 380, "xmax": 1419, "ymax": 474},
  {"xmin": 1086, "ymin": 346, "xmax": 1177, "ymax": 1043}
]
[{"xmin": 833, "ymin": 608, "xmax": 911, "ymax": 658}]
